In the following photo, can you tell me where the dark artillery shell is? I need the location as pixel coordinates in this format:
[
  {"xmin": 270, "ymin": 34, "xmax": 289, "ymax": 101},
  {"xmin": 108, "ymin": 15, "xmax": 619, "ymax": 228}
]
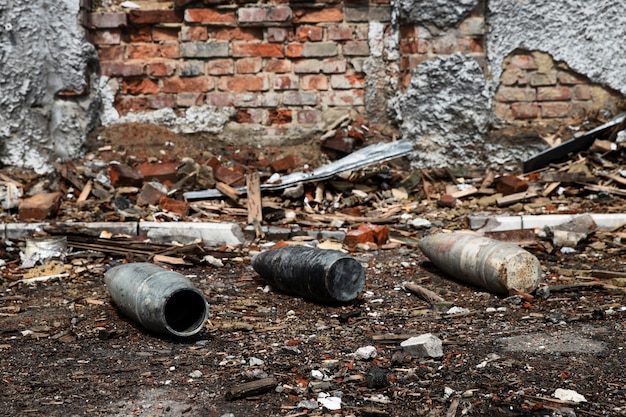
[{"xmin": 252, "ymin": 245, "xmax": 366, "ymax": 303}]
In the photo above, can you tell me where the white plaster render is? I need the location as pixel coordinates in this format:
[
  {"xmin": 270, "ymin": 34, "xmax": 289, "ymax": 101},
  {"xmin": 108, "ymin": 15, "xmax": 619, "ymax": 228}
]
[
  {"xmin": 487, "ymin": 1, "xmax": 626, "ymax": 94},
  {"xmin": 0, "ymin": 0, "xmax": 99, "ymax": 173}
]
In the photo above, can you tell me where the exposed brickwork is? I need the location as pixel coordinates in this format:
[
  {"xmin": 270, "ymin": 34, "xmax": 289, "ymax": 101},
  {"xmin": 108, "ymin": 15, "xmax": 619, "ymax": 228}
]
[
  {"xmin": 90, "ymin": 1, "xmax": 372, "ymax": 131},
  {"xmin": 89, "ymin": 0, "xmax": 622, "ymax": 134},
  {"xmin": 494, "ymin": 51, "xmax": 622, "ymax": 123}
]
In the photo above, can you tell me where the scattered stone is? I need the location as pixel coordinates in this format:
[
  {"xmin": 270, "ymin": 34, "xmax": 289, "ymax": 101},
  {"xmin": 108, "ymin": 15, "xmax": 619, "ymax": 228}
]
[
  {"xmin": 18, "ymin": 191, "xmax": 62, "ymax": 220},
  {"xmin": 554, "ymin": 388, "xmax": 587, "ymax": 403},
  {"xmin": 353, "ymin": 345, "xmax": 378, "ymax": 360},
  {"xmin": 400, "ymin": 333, "xmax": 443, "ymax": 358},
  {"xmin": 366, "ymin": 366, "xmax": 389, "ymax": 389}
]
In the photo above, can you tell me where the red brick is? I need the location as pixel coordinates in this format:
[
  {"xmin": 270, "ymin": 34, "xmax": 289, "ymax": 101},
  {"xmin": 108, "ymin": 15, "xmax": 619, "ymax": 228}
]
[
  {"xmin": 400, "ymin": 39, "xmax": 419, "ymax": 54},
  {"xmin": 214, "ymin": 165, "xmax": 244, "ymax": 185},
  {"xmin": 344, "ymin": 228, "xmax": 374, "ymax": 247},
  {"xmin": 101, "ymin": 61, "xmax": 145, "ymax": 77},
  {"xmin": 297, "ymin": 109, "xmax": 321, "ymax": 124},
  {"xmin": 268, "ymin": 109, "xmax": 295, "ymax": 125},
  {"xmin": 89, "ymin": 12, "xmax": 127, "ymax": 29},
  {"xmin": 331, "ymin": 74, "xmax": 364, "ymax": 89},
  {"xmin": 495, "ymin": 175, "xmax": 528, "ymax": 196},
  {"xmin": 128, "ymin": 27, "xmax": 151, "ymax": 42},
  {"xmin": 115, "ymin": 96, "xmax": 149, "ymax": 114},
  {"xmin": 343, "ymin": 40, "xmax": 369, "ymax": 56},
  {"xmin": 129, "ymin": 10, "xmax": 183, "ymax": 25},
  {"xmin": 319, "ymin": 90, "xmax": 363, "ymax": 106},
  {"xmin": 267, "ymin": 27, "xmax": 293, "ymax": 43},
  {"xmin": 266, "ymin": 6, "xmax": 292, "ymax": 22},
  {"xmin": 152, "ymin": 27, "xmax": 180, "ymax": 42},
  {"xmin": 537, "ymin": 86, "xmax": 571, "ymax": 101},
  {"xmin": 511, "ymin": 102, "xmax": 539, "ymax": 119},
  {"xmin": 162, "ymin": 77, "xmax": 213, "ymax": 93},
  {"xmin": 92, "ymin": 30, "xmax": 121, "ymax": 45},
  {"xmin": 148, "ymin": 61, "xmax": 176, "ymax": 77},
  {"xmin": 285, "ymin": 44, "xmax": 304, "ymax": 58},
  {"xmin": 507, "ymin": 54, "xmax": 537, "ymax": 70},
  {"xmin": 122, "ymin": 78, "xmax": 159, "ymax": 95},
  {"xmin": 127, "ymin": 43, "xmax": 180, "ymax": 59},
  {"xmin": 293, "ymin": 8, "xmax": 343, "ymax": 23},
  {"xmin": 529, "ymin": 72, "xmax": 557, "ymax": 87},
  {"xmin": 270, "ymin": 154, "xmax": 296, "ymax": 171},
  {"xmin": 148, "ymin": 94, "xmax": 176, "ymax": 109},
  {"xmin": 500, "ymin": 68, "xmax": 526, "ymax": 86},
  {"xmin": 236, "ymin": 57, "xmax": 263, "ymax": 74},
  {"xmin": 558, "ymin": 71, "xmax": 585, "ymax": 85},
  {"xmin": 328, "ymin": 25, "xmax": 353, "ymax": 40},
  {"xmin": 296, "ymin": 26, "xmax": 323, "ymax": 42},
  {"xmin": 109, "ymin": 163, "xmax": 144, "ymax": 187},
  {"xmin": 573, "ymin": 85, "xmax": 591, "ymax": 100},
  {"xmin": 18, "ymin": 192, "xmax": 62, "ymax": 221},
  {"xmin": 273, "ymin": 75, "xmax": 299, "ymax": 90},
  {"xmin": 302, "ymin": 74, "xmax": 328, "ymax": 90},
  {"xmin": 237, "ymin": 7, "xmax": 267, "ymax": 23},
  {"xmin": 207, "ymin": 59, "xmax": 234, "ymax": 75},
  {"xmin": 495, "ymin": 86, "xmax": 536, "ymax": 102},
  {"xmin": 218, "ymin": 75, "xmax": 268, "ymax": 92},
  {"xmin": 176, "ymin": 92, "xmax": 205, "ymax": 107},
  {"xmin": 437, "ymin": 193, "xmax": 457, "ymax": 208},
  {"xmin": 97, "ymin": 46, "xmax": 124, "ymax": 61},
  {"xmin": 181, "ymin": 26, "xmax": 208, "ymax": 42},
  {"xmin": 541, "ymin": 102, "xmax": 570, "ymax": 118},
  {"xmin": 232, "ymin": 43, "xmax": 284, "ymax": 58},
  {"xmin": 158, "ymin": 196, "xmax": 190, "ymax": 216},
  {"xmin": 265, "ymin": 59, "xmax": 292, "ymax": 73},
  {"xmin": 283, "ymin": 91, "xmax": 319, "ymax": 106},
  {"xmin": 137, "ymin": 182, "xmax": 167, "ymax": 206},
  {"xmin": 205, "ymin": 92, "xmax": 235, "ymax": 107},
  {"xmin": 345, "ymin": 223, "xmax": 388, "ymax": 246},
  {"xmin": 320, "ymin": 58, "xmax": 347, "ymax": 73},
  {"xmin": 211, "ymin": 27, "xmax": 263, "ymax": 41},
  {"xmin": 135, "ymin": 162, "xmax": 179, "ymax": 184},
  {"xmin": 185, "ymin": 9, "xmax": 236, "ymax": 24}
]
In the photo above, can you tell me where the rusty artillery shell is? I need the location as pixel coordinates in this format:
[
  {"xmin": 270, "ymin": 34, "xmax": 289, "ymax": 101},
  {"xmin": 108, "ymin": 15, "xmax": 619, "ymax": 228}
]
[
  {"xmin": 418, "ymin": 232, "xmax": 542, "ymax": 295},
  {"xmin": 252, "ymin": 245, "xmax": 366, "ymax": 303}
]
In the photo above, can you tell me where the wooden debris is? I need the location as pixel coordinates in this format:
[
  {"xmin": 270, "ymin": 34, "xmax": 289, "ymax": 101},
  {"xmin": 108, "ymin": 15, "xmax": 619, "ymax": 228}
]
[
  {"xmin": 225, "ymin": 377, "xmax": 278, "ymax": 401},
  {"xmin": 402, "ymin": 281, "xmax": 445, "ymax": 304}
]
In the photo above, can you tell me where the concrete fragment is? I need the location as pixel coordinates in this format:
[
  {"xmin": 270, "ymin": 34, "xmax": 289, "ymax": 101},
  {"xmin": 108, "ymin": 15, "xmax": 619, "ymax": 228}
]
[
  {"xmin": 554, "ymin": 388, "xmax": 587, "ymax": 403},
  {"xmin": 353, "ymin": 345, "xmax": 378, "ymax": 360},
  {"xmin": 138, "ymin": 221, "xmax": 245, "ymax": 246},
  {"xmin": 546, "ymin": 213, "xmax": 597, "ymax": 247},
  {"xmin": 400, "ymin": 333, "xmax": 443, "ymax": 358},
  {"xmin": 18, "ymin": 192, "xmax": 62, "ymax": 220},
  {"xmin": 5, "ymin": 223, "xmax": 48, "ymax": 240},
  {"xmin": 469, "ymin": 213, "xmax": 626, "ymax": 232},
  {"xmin": 137, "ymin": 182, "xmax": 168, "ymax": 206}
]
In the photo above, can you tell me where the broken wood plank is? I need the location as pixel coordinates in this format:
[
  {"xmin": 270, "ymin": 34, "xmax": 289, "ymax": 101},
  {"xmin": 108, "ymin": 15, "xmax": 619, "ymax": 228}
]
[
  {"xmin": 215, "ymin": 181, "xmax": 242, "ymax": 202},
  {"xmin": 449, "ymin": 186, "xmax": 478, "ymax": 199},
  {"xmin": 496, "ymin": 190, "xmax": 539, "ymax": 207},
  {"xmin": 225, "ymin": 377, "xmax": 278, "ymax": 401},
  {"xmin": 246, "ymin": 172, "xmax": 262, "ymax": 225},
  {"xmin": 402, "ymin": 281, "xmax": 445, "ymax": 304},
  {"xmin": 77, "ymin": 179, "xmax": 92, "ymax": 203}
]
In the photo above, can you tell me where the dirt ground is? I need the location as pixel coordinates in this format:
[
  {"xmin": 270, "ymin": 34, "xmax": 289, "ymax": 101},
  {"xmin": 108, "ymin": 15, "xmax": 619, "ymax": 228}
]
[{"xmin": 1, "ymin": 123, "xmax": 625, "ymax": 417}]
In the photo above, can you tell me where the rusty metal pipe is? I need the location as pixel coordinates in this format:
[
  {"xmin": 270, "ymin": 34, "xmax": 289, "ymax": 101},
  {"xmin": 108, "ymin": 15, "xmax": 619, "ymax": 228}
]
[{"xmin": 104, "ymin": 263, "xmax": 209, "ymax": 337}]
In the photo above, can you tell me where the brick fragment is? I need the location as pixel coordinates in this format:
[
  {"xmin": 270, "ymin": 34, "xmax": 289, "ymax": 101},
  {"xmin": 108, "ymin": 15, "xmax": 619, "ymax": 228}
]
[
  {"xmin": 128, "ymin": 10, "xmax": 183, "ymax": 25},
  {"xmin": 293, "ymin": 8, "xmax": 343, "ymax": 23},
  {"xmin": 541, "ymin": 102, "xmax": 570, "ymax": 118},
  {"xmin": 270, "ymin": 155, "xmax": 296, "ymax": 172},
  {"xmin": 18, "ymin": 192, "xmax": 62, "ymax": 221},
  {"xmin": 537, "ymin": 86, "xmax": 571, "ymax": 101},
  {"xmin": 109, "ymin": 163, "xmax": 144, "ymax": 187},
  {"xmin": 296, "ymin": 26, "xmax": 323, "ymax": 42},
  {"xmin": 135, "ymin": 162, "xmax": 180, "ymax": 185},
  {"xmin": 159, "ymin": 196, "xmax": 190, "ymax": 216},
  {"xmin": 232, "ymin": 43, "xmax": 284, "ymax": 58},
  {"xmin": 511, "ymin": 102, "xmax": 539, "ymax": 119},
  {"xmin": 437, "ymin": 194, "xmax": 457, "ymax": 208},
  {"xmin": 184, "ymin": 9, "xmax": 236, "ymax": 24},
  {"xmin": 344, "ymin": 223, "xmax": 389, "ymax": 246},
  {"xmin": 495, "ymin": 175, "xmax": 528, "ymax": 196}
]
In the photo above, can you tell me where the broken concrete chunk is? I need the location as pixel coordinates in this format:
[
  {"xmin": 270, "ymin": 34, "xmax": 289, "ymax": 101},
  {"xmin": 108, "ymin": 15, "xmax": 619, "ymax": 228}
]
[
  {"xmin": 400, "ymin": 333, "xmax": 443, "ymax": 358},
  {"xmin": 544, "ymin": 213, "xmax": 597, "ymax": 247}
]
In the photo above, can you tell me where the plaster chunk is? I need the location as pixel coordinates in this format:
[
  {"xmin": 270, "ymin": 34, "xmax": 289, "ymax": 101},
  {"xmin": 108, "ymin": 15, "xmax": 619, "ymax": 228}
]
[{"xmin": 399, "ymin": 0, "xmax": 479, "ymax": 29}]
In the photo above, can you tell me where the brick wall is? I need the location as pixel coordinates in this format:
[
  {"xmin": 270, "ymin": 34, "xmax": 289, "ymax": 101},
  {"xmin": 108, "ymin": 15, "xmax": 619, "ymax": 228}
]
[
  {"xmin": 88, "ymin": 1, "xmax": 622, "ymax": 136},
  {"xmin": 88, "ymin": 1, "xmax": 391, "ymax": 136}
]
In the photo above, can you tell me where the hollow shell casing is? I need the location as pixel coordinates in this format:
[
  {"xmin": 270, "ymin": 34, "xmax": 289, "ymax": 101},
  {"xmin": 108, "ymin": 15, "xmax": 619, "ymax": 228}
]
[
  {"xmin": 418, "ymin": 232, "xmax": 542, "ymax": 295},
  {"xmin": 104, "ymin": 263, "xmax": 209, "ymax": 337}
]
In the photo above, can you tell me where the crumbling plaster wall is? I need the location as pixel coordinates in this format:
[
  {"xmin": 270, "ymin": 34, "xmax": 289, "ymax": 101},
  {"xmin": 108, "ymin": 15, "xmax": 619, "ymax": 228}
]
[
  {"xmin": 0, "ymin": 0, "xmax": 99, "ymax": 173},
  {"xmin": 487, "ymin": 1, "xmax": 626, "ymax": 96},
  {"xmin": 395, "ymin": 0, "xmax": 625, "ymax": 170}
]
